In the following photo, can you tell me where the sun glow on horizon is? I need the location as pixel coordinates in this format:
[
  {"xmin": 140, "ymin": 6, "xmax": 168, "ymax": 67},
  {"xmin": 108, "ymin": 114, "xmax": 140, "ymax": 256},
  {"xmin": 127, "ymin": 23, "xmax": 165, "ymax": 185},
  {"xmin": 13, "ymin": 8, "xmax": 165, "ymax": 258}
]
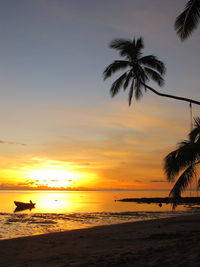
[{"xmin": 30, "ymin": 169, "xmax": 81, "ymax": 188}]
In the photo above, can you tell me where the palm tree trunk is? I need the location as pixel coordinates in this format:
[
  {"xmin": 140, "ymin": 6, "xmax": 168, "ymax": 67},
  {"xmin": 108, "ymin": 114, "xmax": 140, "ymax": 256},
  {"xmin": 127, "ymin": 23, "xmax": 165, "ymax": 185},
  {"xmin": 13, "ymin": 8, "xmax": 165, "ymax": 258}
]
[{"xmin": 141, "ymin": 82, "xmax": 200, "ymax": 106}]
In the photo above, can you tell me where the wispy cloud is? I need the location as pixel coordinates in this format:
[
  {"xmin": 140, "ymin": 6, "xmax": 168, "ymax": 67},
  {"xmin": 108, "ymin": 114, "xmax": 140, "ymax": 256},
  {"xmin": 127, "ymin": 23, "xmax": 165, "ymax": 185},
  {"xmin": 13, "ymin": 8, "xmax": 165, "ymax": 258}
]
[
  {"xmin": 134, "ymin": 179, "xmax": 143, "ymax": 183},
  {"xmin": 0, "ymin": 140, "xmax": 27, "ymax": 146},
  {"xmin": 150, "ymin": 180, "xmax": 166, "ymax": 183},
  {"xmin": 0, "ymin": 182, "xmax": 33, "ymax": 190}
]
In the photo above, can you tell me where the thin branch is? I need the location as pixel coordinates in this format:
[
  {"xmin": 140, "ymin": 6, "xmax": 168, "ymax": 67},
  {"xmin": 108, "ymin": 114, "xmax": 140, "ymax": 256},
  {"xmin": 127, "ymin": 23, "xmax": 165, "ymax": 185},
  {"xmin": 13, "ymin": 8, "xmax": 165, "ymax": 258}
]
[{"xmin": 141, "ymin": 82, "xmax": 200, "ymax": 106}]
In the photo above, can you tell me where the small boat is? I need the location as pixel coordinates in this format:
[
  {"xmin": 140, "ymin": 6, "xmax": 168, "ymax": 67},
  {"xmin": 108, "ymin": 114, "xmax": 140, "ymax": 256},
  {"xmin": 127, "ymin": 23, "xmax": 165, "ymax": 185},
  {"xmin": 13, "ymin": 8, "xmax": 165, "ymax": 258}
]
[{"xmin": 14, "ymin": 200, "xmax": 36, "ymax": 209}]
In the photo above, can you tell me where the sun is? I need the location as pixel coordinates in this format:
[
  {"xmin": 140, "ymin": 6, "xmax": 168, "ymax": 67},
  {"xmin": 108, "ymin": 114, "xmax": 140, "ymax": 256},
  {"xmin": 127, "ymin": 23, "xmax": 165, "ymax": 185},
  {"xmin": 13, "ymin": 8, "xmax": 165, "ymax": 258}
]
[{"xmin": 30, "ymin": 169, "xmax": 79, "ymax": 188}]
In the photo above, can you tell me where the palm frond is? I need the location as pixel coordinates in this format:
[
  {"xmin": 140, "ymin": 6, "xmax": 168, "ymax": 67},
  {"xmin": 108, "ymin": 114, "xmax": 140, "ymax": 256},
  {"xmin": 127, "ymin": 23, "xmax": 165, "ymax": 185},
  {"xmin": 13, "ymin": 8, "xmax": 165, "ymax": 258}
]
[
  {"xmin": 164, "ymin": 150, "xmax": 181, "ymax": 182},
  {"xmin": 169, "ymin": 164, "xmax": 196, "ymax": 208},
  {"xmin": 132, "ymin": 37, "xmax": 144, "ymax": 59},
  {"xmin": 110, "ymin": 38, "xmax": 144, "ymax": 60},
  {"xmin": 164, "ymin": 140, "xmax": 199, "ymax": 181},
  {"xmin": 144, "ymin": 67, "xmax": 165, "ymax": 87},
  {"xmin": 175, "ymin": 0, "xmax": 200, "ymax": 40},
  {"xmin": 128, "ymin": 80, "xmax": 134, "ymax": 106},
  {"xmin": 134, "ymin": 79, "xmax": 143, "ymax": 100},
  {"xmin": 177, "ymin": 141, "xmax": 199, "ymax": 165},
  {"xmin": 135, "ymin": 37, "xmax": 144, "ymax": 50},
  {"xmin": 198, "ymin": 178, "xmax": 200, "ymax": 189},
  {"xmin": 189, "ymin": 117, "xmax": 200, "ymax": 142},
  {"xmin": 139, "ymin": 55, "xmax": 166, "ymax": 75},
  {"xmin": 110, "ymin": 38, "xmax": 132, "ymax": 51},
  {"xmin": 123, "ymin": 71, "xmax": 132, "ymax": 91},
  {"xmin": 110, "ymin": 39, "xmax": 134, "ymax": 59},
  {"xmin": 103, "ymin": 60, "xmax": 130, "ymax": 80},
  {"xmin": 194, "ymin": 116, "xmax": 200, "ymax": 127},
  {"xmin": 134, "ymin": 64, "xmax": 149, "ymax": 85},
  {"xmin": 110, "ymin": 73, "xmax": 127, "ymax": 97}
]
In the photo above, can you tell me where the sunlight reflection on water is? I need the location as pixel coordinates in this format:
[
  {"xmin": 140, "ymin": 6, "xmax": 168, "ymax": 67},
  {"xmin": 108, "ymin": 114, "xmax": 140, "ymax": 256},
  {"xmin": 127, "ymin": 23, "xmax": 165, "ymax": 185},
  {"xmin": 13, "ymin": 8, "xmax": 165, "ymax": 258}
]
[{"xmin": 0, "ymin": 190, "xmax": 199, "ymax": 239}]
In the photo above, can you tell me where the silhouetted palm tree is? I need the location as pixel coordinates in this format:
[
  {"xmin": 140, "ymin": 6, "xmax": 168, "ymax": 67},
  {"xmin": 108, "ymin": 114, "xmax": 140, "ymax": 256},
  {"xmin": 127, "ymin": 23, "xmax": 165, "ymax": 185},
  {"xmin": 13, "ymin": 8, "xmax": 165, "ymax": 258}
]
[
  {"xmin": 103, "ymin": 37, "xmax": 166, "ymax": 106},
  {"xmin": 175, "ymin": 0, "xmax": 200, "ymax": 40},
  {"xmin": 103, "ymin": 37, "xmax": 200, "ymax": 106},
  {"xmin": 164, "ymin": 117, "xmax": 200, "ymax": 208}
]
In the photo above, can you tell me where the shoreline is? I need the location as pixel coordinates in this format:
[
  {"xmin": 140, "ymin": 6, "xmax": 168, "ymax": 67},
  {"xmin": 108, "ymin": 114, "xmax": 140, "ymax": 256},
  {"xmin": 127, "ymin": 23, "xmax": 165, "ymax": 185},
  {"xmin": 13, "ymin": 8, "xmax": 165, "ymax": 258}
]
[
  {"xmin": 0, "ymin": 209, "xmax": 194, "ymax": 240},
  {"xmin": 0, "ymin": 213, "xmax": 200, "ymax": 266}
]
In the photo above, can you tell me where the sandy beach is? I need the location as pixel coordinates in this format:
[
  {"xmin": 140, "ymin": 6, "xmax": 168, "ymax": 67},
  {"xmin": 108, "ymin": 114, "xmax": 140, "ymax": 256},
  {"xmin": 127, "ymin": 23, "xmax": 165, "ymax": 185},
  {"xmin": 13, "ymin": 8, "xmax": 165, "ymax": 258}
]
[{"xmin": 0, "ymin": 214, "xmax": 200, "ymax": 266}]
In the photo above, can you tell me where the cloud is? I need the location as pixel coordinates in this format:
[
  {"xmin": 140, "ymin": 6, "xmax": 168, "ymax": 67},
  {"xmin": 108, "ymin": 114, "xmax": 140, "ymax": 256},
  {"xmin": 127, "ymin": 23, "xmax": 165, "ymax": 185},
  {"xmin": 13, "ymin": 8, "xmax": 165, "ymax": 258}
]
[
  {"xmin": 0, "ymin": 140, "xmax": 27, "ymax": 146},
  {"xmin": 150, "ymin": 180, "xmax": 166, "ymax": 183},
  {"xmin": 0, "ymin": 182, "xmax": 33, "ymax": 190},
  {"xmin": 17, "ymin": 181, "xmax": 35, "ymax": 186},
  {"xmin": 134, "ymin": 179, "xmax": 143, "ymax": 183}
]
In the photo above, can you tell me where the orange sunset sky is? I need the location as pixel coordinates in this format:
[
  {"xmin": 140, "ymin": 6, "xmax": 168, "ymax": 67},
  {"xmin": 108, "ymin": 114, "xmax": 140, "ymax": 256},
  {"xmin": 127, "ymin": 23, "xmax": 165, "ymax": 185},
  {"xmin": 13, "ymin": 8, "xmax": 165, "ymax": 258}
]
[{"xmin": 0, "ymin": 0, "xmax": 200, "ymax": 191}]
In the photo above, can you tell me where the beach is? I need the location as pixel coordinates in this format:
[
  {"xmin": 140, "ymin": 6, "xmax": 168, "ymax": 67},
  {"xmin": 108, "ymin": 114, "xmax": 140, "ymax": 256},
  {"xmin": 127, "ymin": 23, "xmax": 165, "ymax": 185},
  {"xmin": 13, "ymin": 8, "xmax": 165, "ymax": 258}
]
[{"xmin": 0, "ymin": 214, "xmax": 200, "ymax": 266}]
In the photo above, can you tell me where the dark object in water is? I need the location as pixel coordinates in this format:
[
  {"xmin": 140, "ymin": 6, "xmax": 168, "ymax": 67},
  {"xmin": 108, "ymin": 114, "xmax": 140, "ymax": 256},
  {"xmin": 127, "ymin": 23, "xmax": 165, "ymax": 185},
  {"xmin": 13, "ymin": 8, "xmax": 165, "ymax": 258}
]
[{"xmin": 14, "ymin": 201, "xmax": 35, "ymax": 212}]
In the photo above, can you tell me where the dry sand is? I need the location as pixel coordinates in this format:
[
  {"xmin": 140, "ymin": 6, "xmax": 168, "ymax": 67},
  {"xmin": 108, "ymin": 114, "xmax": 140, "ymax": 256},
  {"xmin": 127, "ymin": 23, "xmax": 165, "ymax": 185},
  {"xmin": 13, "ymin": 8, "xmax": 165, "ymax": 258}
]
[{"xmin": 0, "ymin": 214, "xmax": 200, "ymax": 266}]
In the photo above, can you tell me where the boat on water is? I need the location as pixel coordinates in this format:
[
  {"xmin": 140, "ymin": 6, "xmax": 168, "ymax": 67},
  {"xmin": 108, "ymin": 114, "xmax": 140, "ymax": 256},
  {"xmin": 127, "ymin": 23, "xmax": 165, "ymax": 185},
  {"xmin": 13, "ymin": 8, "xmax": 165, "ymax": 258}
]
[{"xmin": 14, "ymin": 200, "xmax": 36, "ymax": 212}]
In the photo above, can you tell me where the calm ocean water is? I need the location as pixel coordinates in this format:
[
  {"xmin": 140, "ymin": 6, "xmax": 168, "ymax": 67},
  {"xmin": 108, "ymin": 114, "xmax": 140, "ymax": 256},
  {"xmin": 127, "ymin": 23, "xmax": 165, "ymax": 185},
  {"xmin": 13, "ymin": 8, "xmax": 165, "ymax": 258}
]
[{"xmin": 0, "ymin": 190, "xmax": 199, "ymax": 239}]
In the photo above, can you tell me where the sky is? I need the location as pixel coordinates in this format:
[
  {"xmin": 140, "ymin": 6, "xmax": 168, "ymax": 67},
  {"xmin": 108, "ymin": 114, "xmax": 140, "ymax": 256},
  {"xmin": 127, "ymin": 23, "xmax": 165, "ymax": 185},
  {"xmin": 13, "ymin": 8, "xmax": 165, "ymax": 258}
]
[{"xmin": 0, "ymin": 0, "xmax": 200, "ymax": 191}]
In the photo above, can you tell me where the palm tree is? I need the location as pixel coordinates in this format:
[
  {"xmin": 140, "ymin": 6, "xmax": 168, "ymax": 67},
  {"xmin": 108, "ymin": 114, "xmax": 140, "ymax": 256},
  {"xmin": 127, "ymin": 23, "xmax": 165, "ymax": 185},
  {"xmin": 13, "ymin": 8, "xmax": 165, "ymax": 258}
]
[
  {"xmin": 103, "ymin": 37, "xmax": 165, "ymax": 105},
  {"xmin": 103, "ymin": 37, "xmax": 200, "ymax": 106},
  {"xmin": 164, "ymin": 117, "xmax": 200, "ymax": 208},
  {"xmin": 175, "ymin": 0, "xmax": 200, "ymax": 41}
]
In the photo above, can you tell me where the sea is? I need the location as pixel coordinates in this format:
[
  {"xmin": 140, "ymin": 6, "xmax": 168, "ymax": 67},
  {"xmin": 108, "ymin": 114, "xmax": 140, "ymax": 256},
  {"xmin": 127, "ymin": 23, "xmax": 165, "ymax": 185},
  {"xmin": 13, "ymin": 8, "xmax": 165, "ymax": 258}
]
[{"xmin": 0, "ymin": 190, "xmax": 199, "ymax": 240}]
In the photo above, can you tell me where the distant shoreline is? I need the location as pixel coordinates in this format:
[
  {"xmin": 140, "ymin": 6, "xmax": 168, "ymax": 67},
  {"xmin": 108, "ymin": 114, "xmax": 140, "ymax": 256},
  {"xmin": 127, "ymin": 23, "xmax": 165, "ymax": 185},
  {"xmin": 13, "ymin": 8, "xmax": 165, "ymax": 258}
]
[{"xmin": 117, "ymin": 197, "xmax": 200, "ymax": 205}]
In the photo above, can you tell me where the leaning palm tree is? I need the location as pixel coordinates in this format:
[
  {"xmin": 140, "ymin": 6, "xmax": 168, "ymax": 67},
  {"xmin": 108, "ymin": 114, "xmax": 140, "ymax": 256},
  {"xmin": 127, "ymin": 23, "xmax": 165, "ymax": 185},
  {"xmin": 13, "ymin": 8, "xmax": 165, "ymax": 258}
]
[
  {"xmin": 164, "ymin": 117, "xmax": 200, "ymax": 208},
  {"xmin": 103, "ymin": 37, "xmax": 200, "ymax": 106},
  {"xmin": 175, "ymin": 0, "xmax": 200, "ymax": 41}
]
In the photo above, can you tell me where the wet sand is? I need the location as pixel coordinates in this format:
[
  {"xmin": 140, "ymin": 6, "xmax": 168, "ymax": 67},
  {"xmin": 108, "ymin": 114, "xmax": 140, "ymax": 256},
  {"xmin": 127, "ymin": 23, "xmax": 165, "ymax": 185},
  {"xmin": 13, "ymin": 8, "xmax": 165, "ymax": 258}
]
[{"xmin": 0, "ymin": 214, "xmax": 200, "ymax": 266}]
